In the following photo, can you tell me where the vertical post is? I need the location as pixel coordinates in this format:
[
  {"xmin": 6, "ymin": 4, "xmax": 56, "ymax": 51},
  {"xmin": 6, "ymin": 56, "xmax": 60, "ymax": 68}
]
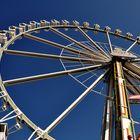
[
  {"xmin": 114, "ymin": 61, "xmax": 134, "ymax": 140},
  {"xmin": 101, "ymin": 77, "xmax": 113, "ymax": 140}
]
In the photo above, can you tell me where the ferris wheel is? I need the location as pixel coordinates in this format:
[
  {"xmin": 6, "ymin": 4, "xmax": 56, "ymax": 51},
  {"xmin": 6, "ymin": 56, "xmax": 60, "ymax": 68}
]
[{"xmin": 0, "ymin": 19, "xmax": 140, "ymax": 140}]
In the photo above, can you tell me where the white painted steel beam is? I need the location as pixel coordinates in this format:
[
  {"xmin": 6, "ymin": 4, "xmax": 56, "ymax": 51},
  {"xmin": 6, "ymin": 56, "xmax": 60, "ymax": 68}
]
[
  {"xmin": 3, "ymin": 64, "xmax": 106, "ymax": 86},
  {"xmin": 49, "ymin": 27, "xmax": 102, "ymax": 56},
  {"xmin": 77, "ymin": 26, "xmax": 110, "ymax": 59},
  {"xmin": 123, "ymin": 67, "xmax": 140, "ymax": 82},
  {"xmin": 124, "ymin": 62, "xmax": 140, "ymax": 77},
  {"xmin": 126, "ymin": 40, "xmax": 137, "ymax": 52},
  {"xmin": 4, "ymin": 49, "xmax": 106, "ymax": 63},
  {"xmin": 24, "ymin": 33, "xmax": 105, "ymax": 60},
  {"xmin": 124, "ymin": 72, "xmax": 140, "ymax": 94},
  {"xmin": 130, "ymin": 58, "xmax": 140, "ymax": 62},
  {"xmin": 43, "ymin": 69, "xmax": 109, "ymax": 134},
  {"xmin": 106, "ymin": 32, "xmax": 113, "ymax": 53}
]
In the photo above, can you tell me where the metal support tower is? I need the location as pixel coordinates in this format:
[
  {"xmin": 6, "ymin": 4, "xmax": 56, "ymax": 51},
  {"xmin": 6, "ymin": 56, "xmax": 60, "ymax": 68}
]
[
  {"xmin": 114, "ymin": 61, "xmax": 134, "ymax": 140},
  {"xmin": 101, "ymin": 77, "xmax": 113, "ymax": 140}
]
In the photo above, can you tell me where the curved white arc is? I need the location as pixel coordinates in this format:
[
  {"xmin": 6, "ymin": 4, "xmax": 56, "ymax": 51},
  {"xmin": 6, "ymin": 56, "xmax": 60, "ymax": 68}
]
[{"xmin": 0, "ymin": 76, "xmax": 42, "ymax": 133}]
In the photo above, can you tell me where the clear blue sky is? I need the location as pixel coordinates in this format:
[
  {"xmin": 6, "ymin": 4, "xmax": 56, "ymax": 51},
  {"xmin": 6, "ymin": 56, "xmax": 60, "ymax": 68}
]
[{"xmin": 0, "ymin": 0, "xmax": 140, "ymax": 139}]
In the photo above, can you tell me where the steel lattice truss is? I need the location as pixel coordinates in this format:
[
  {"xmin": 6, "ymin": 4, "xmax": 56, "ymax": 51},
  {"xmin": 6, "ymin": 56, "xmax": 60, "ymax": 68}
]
[{"xmin": 0, "ymin": 20, "xmax": 140, "ymax": 140}]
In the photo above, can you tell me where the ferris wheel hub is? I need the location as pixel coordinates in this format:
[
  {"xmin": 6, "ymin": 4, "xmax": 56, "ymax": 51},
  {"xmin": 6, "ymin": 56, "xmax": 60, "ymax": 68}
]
[{"xmin": 111, "ymin": 47, "xmax": 137, "ymax": 59}]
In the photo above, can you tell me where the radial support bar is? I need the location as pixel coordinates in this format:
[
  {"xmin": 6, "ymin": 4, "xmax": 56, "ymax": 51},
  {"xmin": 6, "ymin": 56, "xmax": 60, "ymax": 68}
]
[
  {"xmin": 106, "ymin": 32, "xmax": 113, "ymax": 53},
  {"xmin": 130, "ymin": 58, "xmax": 140, "ymax": 62},
  {"xmin": 76, "ymin": 26, "xmax": 109, "ymax": 59},
  {"xmin": 23, "ymin": 33, "xmax": 107, "ymax": 61},
  {"xmin": 49, "ymin": 27, "xmax": 107, "ymax": 61},
  {"xmin": 23, "ymin": 33, "xmax": 93, "ymax": 58},
  {"xmin": 101, "ymin": 76, "xmax": 113, "ymax": 140},
  {"xmin": 3, "ymin": 64, "xmax": 105, "ymax": 86},
  {"xmin": 124, "ymin": 62, "xmax": 140, "ymax": 77},
  {"xmin": 50, "ymin": 27, "xmax": 99, "ymax": 55},
  {"xmin": 123, "ymin": 67, "xmax": 140, "ymax": 82},
  {"xmin": 126, "ymin": 40, "xmax": 137, "ymax": 52},
  {"xmin": 77, "ymin": 26, "xmax": 110, "ymax": 59},
  {"xmin": 124, "ymin": 72, "xmax": 140, "ymax": 94},
  {"xmin": 125, "ymin": 79, "xmax": 139, "ymax": 95},
  {"xmin": 4, "ymin": 49, "xmax": 102, "ymax": 63},
  {"xmin": 43, "ymin": 69, "xmax": 109, "ymax": 134},
  {"xmin": 114, "ymin": 61, "xmax": 135, "ymax": 140}
]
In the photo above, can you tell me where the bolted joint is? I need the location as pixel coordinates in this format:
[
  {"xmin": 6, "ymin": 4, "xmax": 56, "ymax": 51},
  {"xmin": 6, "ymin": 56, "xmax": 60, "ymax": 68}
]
[
  {"xmin": 35, "ymin": 129, "xmax": 55, "ymax": 140},
  {"xmin": 42, "ymin": 133, "xmax": 55, "ymax": 140}
]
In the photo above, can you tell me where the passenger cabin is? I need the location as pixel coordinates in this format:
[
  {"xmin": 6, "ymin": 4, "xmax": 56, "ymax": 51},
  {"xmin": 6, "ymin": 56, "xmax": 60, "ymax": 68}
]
[{"xmin": 0, "ymin": 123, "xmax": 8, "ymax": 140}]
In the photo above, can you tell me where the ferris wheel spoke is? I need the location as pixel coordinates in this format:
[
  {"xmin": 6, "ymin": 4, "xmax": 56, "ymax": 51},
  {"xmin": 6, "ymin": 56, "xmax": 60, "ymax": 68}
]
[
  {"xmin": 124, "ymin": 62, "xmax": 140, "ymax": 77},
  {"xmin": 63, "ymin": 49, "xmax": 107, "ymax": 62},
  {"xmin": 125, "ymin": 77, "xmax": 140, "ymax": 95},
  {"xmin": 130, "ymin": 58, "xmax": 140, "ymax": 62},
  {"xmin": 49, "ymin": 27, "xmax": 102, "ymax": 56},
  {"xmin": 76, "ymin": 26, "xmax": 109, "ymax": 59},
  {"xmin": 3, "ymin": 64, "xmax": 107, "ymax": 86},
  {"xmin": 123, "ymin": 67, "xmax": 140, "ymax": 82},
  {"xmin": 42, "ymin": 69, "xmax": 109, "ymax": 134},
  {"xmin": 24, "ymin": 33, "xmax": 102, "ymax": 60},
  {"xmin": 126, "ymin": 80, "xmax": 139, "ymax": 95},
  {"xmin": 126, "ymin": 40, "xmax": 137, "ymax": 52},
  {"xmin": 101, "ymin": 42, "xmax": 111, "ymax": 55},
  {"xmin": 124, "ymin": 72, "xmax": 140, "ymax": 94},
  {"xmin": 4, "ymin": 49, "xmax": 100, "ymax": 63},
  {"xmin": 124, "ymin": 68, "xmax": 140, "ymax": 84},
  {"xmin": 106, "ymin": 32, "xmax": 113, "ymax": 53},
  {"xmin": 76, "ymin": 26, "xmax": 111, "ymax": 59},
  {"xmin": 64, "ymin": 63, "xmax": 91, "ymax": 68}
]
